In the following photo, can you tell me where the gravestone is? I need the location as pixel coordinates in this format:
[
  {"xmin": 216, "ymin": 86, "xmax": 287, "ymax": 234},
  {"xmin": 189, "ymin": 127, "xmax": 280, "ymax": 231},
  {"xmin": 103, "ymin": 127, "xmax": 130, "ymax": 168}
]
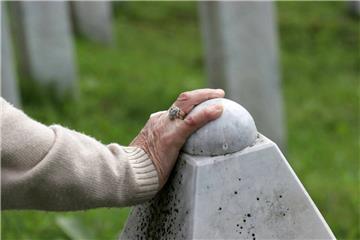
[
  {"xmin": 348, "ymin": 1, "xmax": 360, "ymax": 16},
  {"xmin": 9, "ymin": 1, "xmax": 77, "ymax": 97},
  {"xmin": 71, "ymin": 1, "xmax": 113, "ymax": 45},
  {"xmin": 1, "ymin": 4, "xmax": 21, "ymax": 107},
  {"xmin": 120, "ymin": 98, "xmax": 334, "ymax": 239},
  {"xmin": 199, "ymin": 2, "xmax": 286, "ymax": 150}
]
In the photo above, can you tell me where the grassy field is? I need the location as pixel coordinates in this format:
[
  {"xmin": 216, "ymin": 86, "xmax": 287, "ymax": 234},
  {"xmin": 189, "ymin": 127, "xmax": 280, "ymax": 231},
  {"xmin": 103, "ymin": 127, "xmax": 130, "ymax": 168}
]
[{"xmin": 2, "ymin": 2, "xmax": 359, "ymax": 239}]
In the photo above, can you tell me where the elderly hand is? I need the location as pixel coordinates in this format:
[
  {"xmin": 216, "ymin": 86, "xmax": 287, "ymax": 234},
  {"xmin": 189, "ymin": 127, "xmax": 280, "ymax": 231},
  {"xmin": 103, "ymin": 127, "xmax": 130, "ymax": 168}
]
[{"xmin": 130, "ymin": 88, "xmax": 225, "ymax": 188}]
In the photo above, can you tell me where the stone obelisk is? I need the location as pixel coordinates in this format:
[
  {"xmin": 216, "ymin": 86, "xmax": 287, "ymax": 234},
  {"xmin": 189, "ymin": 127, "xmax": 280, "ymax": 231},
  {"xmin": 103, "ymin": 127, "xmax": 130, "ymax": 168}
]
[{"xmin": 120, "ymin": 98, "xmax": 334, "ymax": 239}]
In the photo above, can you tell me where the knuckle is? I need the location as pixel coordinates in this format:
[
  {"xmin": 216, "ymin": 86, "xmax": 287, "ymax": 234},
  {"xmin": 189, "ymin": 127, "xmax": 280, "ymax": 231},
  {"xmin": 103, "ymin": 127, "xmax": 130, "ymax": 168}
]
[
  {"xmin": 185, "ymin": 116, "xmax": 197, "ymax": 127},
  {"xmin": 203, "ymin": 108, "xmax": 213, "ymax": 119},
  {"xmin": 148, "ymin": 115, "xmax": 155, "ymax": 121},
  {"xmin": 178, "ymin": 92, "xmax": 190, "ymax": 101},
  {"xmin": 147, "ymin": 116, "xmax": 156, "ymax": 125},
  {"xmin": 149, "ymin": 111, "xmax": 164, "ymax": 120}
]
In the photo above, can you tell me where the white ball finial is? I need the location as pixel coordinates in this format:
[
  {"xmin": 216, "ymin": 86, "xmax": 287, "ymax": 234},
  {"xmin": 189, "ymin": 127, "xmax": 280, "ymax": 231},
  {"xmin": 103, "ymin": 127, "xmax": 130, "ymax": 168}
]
[{"xmin": 183, "ymin": 98, "xmax": 257, "ymax": 156}]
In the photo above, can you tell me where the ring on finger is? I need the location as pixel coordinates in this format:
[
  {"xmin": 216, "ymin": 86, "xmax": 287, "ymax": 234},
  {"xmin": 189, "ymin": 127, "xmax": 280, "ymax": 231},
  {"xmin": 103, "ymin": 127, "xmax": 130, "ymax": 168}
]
[{"xmin": 168, "ymin": 105, "xmax": 186, "ymax": 120}]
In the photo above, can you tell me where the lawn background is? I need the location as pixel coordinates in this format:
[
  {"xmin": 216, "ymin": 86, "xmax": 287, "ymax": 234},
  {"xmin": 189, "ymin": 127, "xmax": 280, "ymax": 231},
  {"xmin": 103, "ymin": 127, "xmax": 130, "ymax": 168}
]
[{"xmin": 2, "ymin": 2, "xmax": 359, "ymax": 239}]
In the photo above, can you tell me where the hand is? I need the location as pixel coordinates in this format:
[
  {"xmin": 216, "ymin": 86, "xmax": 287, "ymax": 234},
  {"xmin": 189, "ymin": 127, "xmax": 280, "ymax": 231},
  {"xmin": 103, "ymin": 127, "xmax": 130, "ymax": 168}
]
[{"xmin": 130, "ymin": 88, "xmax": 225, "ymax": 188}]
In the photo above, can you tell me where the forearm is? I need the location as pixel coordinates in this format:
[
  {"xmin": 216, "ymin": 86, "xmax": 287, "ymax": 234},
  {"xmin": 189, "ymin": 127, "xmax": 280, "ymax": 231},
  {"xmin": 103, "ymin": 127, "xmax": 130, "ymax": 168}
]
[{"xmin": 1, "ymin": 98, "xmax": 159, "ymax": 211}]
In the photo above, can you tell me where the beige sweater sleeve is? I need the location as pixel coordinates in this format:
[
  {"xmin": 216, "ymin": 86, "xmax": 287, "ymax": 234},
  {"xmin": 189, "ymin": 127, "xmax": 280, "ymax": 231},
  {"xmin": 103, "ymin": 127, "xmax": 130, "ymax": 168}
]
[{"xmin": 0, "ymin": 98, "xmax": 159, "ymax": 211}]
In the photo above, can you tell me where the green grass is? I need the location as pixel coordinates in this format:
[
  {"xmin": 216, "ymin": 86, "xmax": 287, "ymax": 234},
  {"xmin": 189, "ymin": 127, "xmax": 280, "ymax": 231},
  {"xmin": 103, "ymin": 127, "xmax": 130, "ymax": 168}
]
[
  {"xmin": 279, "ymin": 2, "xmax": 359, "ymax": 239},
  {"xmin": 2, "ymin": 2, "xmax": 359, "ymax": 239}
]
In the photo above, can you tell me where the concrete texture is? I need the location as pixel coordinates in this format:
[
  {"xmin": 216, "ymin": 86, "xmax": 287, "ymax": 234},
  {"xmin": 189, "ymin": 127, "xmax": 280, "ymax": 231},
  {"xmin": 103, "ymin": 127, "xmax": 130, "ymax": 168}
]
[
  {"xmin": 183, "ymin": 98, "xmax": 257, "ymax": 156},
  {"xmin": 10, "ymin": 1, "xmax": 77, "ymax": 97},
  {"xmin": 199, "ymin": 2, "xmax": 286, "ymax": 150},
  {"xmin": 1, "ymin": 4, "xmax": 21, "ymax": 107},
  {"xmin": 71, "ymin": 1, "xmax": 113, "ymax": 45},
  {"xmin": 121, "ymin": 135, "xmax": 335, "ymax": 239}
]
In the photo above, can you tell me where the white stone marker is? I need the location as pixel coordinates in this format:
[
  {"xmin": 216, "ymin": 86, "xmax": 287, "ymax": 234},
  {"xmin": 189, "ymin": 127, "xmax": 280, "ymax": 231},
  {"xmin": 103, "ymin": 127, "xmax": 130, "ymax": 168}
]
[
  {"xmin": 71, "ymin": 1, "xmax": 113, "ymax": 45},
  {"xmin": 10, "ymin": 1, "xmax": 77, "ymax": 96},
  {"xmin": 199, "ymin": 2, "xmax": 286, "ymax": 149},
  {"xmin": 1, "ymin": 4, "xmax": 21, "ymax": 107},
  {"xmin": 348, "ymin": 1, "xmax": 360, "ymax": 16},
  {"xmin": 120, "ymin": 98, "xmax": 334, "ymax": 239}
]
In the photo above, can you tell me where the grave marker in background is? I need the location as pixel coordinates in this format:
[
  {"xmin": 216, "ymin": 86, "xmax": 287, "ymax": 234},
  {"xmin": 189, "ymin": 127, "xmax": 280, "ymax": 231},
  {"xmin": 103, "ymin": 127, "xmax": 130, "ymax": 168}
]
[
  {"xmin": 71, "ymin": 1, "xmax": 113, "ymax": 45},
  {"xmin": 1, "ymin": 4, "xmax": 21, "ymax": 107},
  {"xmin": 120, "ymin": 98, "xmax": 334, "ymax": 239},
  {"xmin": 9, "ymin": 1, "xmax": 77, "ymax": 97},
  {"xmin": 199, "ymin": 2, "xmax": 286, "ymax": 149},
  {"xmin": 348, "ymin": 1, "xmax": 360, "ymax": 16}
]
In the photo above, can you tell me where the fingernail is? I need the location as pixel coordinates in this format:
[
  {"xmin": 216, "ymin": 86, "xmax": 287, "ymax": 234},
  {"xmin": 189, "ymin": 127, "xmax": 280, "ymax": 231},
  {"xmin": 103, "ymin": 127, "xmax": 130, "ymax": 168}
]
[{"xmin": 216, "ymin": 89, "xmax": 225, "ymax": 95}]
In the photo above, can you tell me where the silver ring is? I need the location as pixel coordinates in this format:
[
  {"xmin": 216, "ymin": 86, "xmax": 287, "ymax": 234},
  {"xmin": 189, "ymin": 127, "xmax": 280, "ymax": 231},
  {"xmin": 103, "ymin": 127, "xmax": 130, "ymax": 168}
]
[{"xmin": 168, "ymin": 105, "xmax": 186, "ymax": 120}]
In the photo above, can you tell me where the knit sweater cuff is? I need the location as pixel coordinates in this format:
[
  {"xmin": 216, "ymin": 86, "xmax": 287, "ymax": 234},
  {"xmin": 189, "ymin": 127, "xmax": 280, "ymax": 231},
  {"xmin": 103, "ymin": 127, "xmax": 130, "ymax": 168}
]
[{"xmin": 122, "ymin": 146, "xmax": 160, "ymax": 202}]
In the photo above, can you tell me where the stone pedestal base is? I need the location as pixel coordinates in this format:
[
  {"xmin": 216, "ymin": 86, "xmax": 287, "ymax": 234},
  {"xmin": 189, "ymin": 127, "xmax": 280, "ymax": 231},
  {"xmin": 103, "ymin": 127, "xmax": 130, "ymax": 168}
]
[{"xmin": 120, "ymin": 135, "xmax": 334, "ymax": 239}]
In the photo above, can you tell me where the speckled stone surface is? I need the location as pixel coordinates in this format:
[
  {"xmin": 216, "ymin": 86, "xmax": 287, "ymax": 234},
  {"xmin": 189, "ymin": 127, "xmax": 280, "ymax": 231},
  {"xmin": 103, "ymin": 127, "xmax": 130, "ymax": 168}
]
[
  {"xmin": 183, "ymin": 98, "xmax": 257, "ymax": 156},
  {"xmin": 120, "ymin": 135, "xmax": 335, "ymax": 239}
]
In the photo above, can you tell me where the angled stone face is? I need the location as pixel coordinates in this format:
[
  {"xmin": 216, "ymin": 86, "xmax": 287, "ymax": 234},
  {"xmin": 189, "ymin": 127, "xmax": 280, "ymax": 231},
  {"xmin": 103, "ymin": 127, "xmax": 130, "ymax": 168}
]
[
  {"xmin": 120, "ymin": 99, "xmax": 334, "ymax": 239},
  {"xmin": 10, "ymin": 1, "xmax": 77, "ymax": 97},
  {"xmin": 121, "ymin": 155, "xmax": 195, "ymax": 239},
  {"xmin": 71, "ymin": 1, "xmax": 113, "ymax": 45},
  {"xmin": 199, "ymin": 2, "xmax": 286, "ymax": 149},
  {"xmin": 121, "ymin": 136, "xmax": 334, "ymax": 239},
  {"xmin": 189, "ymin": 137, "xmax": 334, "ymax": 239},
  {"xmin": 1, "ymin": 4, "xmax": 21, "ymax": 107}
]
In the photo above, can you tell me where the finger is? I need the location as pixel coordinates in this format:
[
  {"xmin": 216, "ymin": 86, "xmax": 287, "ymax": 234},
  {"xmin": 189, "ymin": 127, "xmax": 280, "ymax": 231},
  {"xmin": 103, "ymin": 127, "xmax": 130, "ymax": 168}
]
[
  {"xmin": 178, "ymin": 104, "xmax": 223, "ymax": 138},
  {"xmin": 174, "ymin": 88, "xmax": 225, "ymax": 114}
]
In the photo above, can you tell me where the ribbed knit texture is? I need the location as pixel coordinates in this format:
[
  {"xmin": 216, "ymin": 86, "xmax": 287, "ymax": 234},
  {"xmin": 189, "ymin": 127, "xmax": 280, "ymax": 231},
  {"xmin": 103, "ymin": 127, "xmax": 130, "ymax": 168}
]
[{"xmin": 1, "ymin": 98, "xmax": 159, "ymax": 211}]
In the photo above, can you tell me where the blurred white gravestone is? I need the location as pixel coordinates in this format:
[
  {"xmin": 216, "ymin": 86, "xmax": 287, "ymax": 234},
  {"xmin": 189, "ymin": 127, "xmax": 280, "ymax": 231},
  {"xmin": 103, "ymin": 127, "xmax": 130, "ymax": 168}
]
[
  {"xmin": 71, "ymin": 1, "xmax": 113, "ymax": 45},
  {"xmin": 10, "ymin": 1, "xmax": 77, "ymax": 97},
  {"xmin": 1, "ymin": 4, "xmax": 21, "ymax": 107},
  {"xmin": 348, "ymin": 1, "xmax": 360, "ymax": 16},
  {"xmin": 199, "ymin": 2, "xmax": 286, "ymax": 150},
  {"xmin": 120, "ymin": 98, "xmax": 335, "ymax": 239}
]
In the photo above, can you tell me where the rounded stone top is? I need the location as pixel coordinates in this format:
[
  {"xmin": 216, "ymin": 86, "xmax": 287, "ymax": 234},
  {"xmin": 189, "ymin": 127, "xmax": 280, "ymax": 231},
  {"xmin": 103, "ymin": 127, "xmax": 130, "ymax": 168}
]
[{"xmin": 183, "ymin": 98, "xmax": 257, "ymax": 156}]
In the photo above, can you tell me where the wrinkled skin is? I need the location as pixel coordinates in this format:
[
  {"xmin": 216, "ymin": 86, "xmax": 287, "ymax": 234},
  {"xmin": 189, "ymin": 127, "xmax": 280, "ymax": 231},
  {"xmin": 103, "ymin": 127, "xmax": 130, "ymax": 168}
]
[{"xmin": 130, "ymin": 89, "xmax": 225, "ymax": 188}]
